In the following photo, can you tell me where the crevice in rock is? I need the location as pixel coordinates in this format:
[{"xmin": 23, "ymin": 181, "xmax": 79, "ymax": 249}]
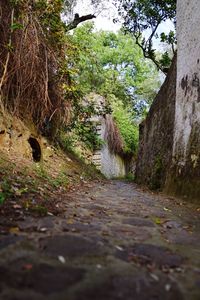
[{"xmin": 28, "ymin": 137, "xmax": 42, "ymax": 162}]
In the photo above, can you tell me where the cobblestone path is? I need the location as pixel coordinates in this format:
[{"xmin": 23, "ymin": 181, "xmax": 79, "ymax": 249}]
[{"xmin": 0, "ymin": 181, "xmax": 200, "ymax": 300}]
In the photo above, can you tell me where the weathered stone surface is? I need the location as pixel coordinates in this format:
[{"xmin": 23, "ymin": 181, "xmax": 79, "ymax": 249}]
[
  {"xmin": 61, "ymin": 221, "xmax": 101, "ymax": 233},
  {"xmin": 136, "ymin": 0, "xmax": 200, "ymax": 201},
  {"xmin": 110, "ymin": 225, "xmax": 152, "ymax": 241},
  {"xmin": 0, "ymin": 235, "xmax": 24, "ymax": 250},
  {"xmin": 135, "ymin": 55, "xmax": 177, "ymax": 190},
  {"xmin": 17, "ymin": 217, "xmax": 38, "ymax": 231},
  {"xmin": 71, "ymin": 272, "xmax": 183, "ymax": 300},
  {"xmin": 0, "ymin": 181, "xmax": 200, "ymax": 299},
  {"xmin": 122, "ymin": 217, "xmax": 155, "ymax": 227},
  {"xmin": 0, "ymin": 115, "xmax": 57, "ymax": 163},
  {"xmin": 0, "ymin": 263, "xmax": 85, "ymax": 295},
  {"xmin": 116, "ymin": 243, "xmax": 184, "ymax": 268},
  {"xmin": 40, "ymin": 235, "xmax": 103, "ymax": 258},
  {"xmin": 165, "ymin": 0, "xmax": 200, "ymax": 202},
  {"xmin": 164, "ymin": 230, "xmax": 200, "ymax": 246}
]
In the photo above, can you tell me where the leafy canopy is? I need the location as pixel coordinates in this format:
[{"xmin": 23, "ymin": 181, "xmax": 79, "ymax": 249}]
[
  {"xmin": 72, "ymin": 22, "xmax": 160, "ymax": 115},
  {"xmin": 69, "ymin": 22, "xmax": 161, "ymax": 154},
  {"xmin": 115, "ymin": 0, "xmax": 176, "ymax": 72},
  {"xmin": 111, "ymin": 99, "xmax": 139, "ymax": 155}
]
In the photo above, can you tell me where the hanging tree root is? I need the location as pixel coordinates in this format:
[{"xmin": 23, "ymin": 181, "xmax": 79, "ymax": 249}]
[{"xmin": 0, "ymin": 0, "xmax": 71, "ymax": 134}]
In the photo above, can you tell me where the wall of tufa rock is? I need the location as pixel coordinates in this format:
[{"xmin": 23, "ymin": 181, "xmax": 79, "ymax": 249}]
[
  {"xmin": 165, "ymin": 0, "xmax": 200, "ymax": 201},
  {"xmin": 135, "ymin": 55, "xmax": 177, "ymax": 190}
]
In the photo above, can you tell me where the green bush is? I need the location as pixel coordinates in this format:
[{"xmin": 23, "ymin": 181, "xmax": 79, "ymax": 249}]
[{"xmin": 111, "ymin": 100, "xmax": 139, "ymax": 155}]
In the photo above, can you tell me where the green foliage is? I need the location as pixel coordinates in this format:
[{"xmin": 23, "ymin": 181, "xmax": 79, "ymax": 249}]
[
  {"xmin": 159, "ymin": 51, "xmax": 171, "ymax": 68},
  {"xmin": 3, "ymin": 1, "xmax": 161, "ymax": 161},
  {"xmin": 111, "ymin": 100, "xmax": 139, "ymax": 154},
  {"xmin": 0, "ymin": 180, "xmax": 13, "ymax": 204},
  {"xmin": 10, "ymin": 22, "xmax": 23, "ymax": 31},
  {"xmin": 72, "ymin": 22, "xmax": 160, "ymax": 115},
  {"xmin": 0, "ymin": 0, "xmax": 74, "ymax": 133},
  {"xmin": 35, "ymin": 164, "xmax": 69, "ymax": 188},
  {"xmin": 61, "ymin": 121, "xmax": 104, "ymax": 154},
  {"xmin": 29, "ymin": 205, "xmax": 48, "ymax": 216},
  {"xmin": 125, "ymin": 173, "xmax": 135, "ymax": 181},
  {"xmin": 74, "ymin": 122, "xmax": 103, "ymax": 151},
  {"xmin": 116, "ymin": 0, "xmax": 177, "ymax": 71},
  {"xmin": 65, "ymin": 22, "xmax": 161, "ymax": 154},
  {"xmin": 0, "ymin": 192, "xmax": 6, "ymax": 204}
]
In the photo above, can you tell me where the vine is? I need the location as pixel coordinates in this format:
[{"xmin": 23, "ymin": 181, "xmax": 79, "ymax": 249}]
[{"xmin": 0, "ymin": 0, "xmax": 78, "ymax": 137}]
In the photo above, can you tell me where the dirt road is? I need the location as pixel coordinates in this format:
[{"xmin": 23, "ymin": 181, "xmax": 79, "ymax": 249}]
[{"xmin": 0, "ymin": 180, "xmax": 200, "ymax": 299}]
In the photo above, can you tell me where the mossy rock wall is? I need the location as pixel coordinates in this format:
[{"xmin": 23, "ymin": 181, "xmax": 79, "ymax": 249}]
[
  {"xmin": 135, "ymin": 55, "xmax": 177, "ymax": 190},
  {"xmin": 165, "ymin": 0, "xmax": 200, "ymax": 202}
]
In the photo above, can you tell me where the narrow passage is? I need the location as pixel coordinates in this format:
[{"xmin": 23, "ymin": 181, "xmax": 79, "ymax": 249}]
[{"xmin": 0, "ymin": 181, "xmax": 200, "ymax": 299}]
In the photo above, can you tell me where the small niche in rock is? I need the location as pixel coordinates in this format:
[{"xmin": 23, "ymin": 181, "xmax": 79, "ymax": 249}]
[
  {"xmin": 0, "ymin": 130, "xmax": 5, "ymax": 134},
  {"xmin": 28, "ymin": 137, "xmax": 42, "ymax": 162}
]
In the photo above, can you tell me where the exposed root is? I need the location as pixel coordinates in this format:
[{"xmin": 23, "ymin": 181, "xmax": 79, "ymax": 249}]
[
  {"xmin": 104, "ymin": 115, "xmax": 124, "ymax": 154},
  {"xmin": 0, "ymin": 0, "xmax": 71, "ymax": 135}
]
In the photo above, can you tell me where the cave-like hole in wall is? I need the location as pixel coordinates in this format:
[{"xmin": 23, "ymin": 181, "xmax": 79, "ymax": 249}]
[{"xmin": 28, "ymin": 137, "xmax": 42, "ymax": 162}]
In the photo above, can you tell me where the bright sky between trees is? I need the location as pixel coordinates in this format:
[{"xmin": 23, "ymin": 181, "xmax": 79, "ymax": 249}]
[
  {"xmin": 75, "ymin": 0, "xmax": 121, "ymax": 32},
  {"xmin": 75, "ymin": 0, "xmax": 174, "ymax": 52}
]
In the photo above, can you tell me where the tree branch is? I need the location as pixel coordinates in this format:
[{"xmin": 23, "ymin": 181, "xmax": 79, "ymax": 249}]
[
  {"xmin": 66, "ymin": 14, "xmax": 96, "ymax": 31},
  {"xmin": 135, "ymin": 34, "xmax": 166, "ymax": 74}
]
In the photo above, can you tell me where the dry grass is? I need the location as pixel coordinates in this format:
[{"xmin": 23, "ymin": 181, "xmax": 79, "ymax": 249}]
[{"xmin": 104, "ymin": 115, "xmax": 124, "ymax": 154}]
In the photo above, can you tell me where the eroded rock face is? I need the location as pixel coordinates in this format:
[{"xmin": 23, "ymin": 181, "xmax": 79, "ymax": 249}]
[
  {"xmin": 136, "ymin": 1, "xmax": 200, "ymax": 202},
  {"xmin": 135, "ymin": 55, "xmax": 177, "ymax": 190},
  {"xmin": 166, "ymin": 0, "xmax": 200, "ymax": 201},
  {"xmin": 0, "ymin": 115, "xmax": 54, "ymax": 162}
]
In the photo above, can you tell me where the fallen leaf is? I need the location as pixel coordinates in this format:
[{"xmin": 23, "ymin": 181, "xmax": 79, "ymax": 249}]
[
  {"xmin": 39, "ymin": 227, "xmax": 47, "ymax": 232},
  {"xmin": 153, "ymin": 218, "xmax": 162, "ymax": 225},
  {"xmin": 164, "ymin": 207, "xmax": 172, "ymax": 212},
  {"xmin": 9, "ymin": 227, "xmax": 20, "ymax": 234},
  {"xmin": 165, "ymin": 284, "xmax": 171, "ymax": 292},
  {"xmin": 175, "ymin": 267, "xmax": 184, "ymax": 273},
  {"xmin": 47, "ymin": 212, "xmax": 54, "ymax": 216},
  {"xmin": 67, "ymin": 218, "xmax": 74, "ymax": 224},
  {"xmin": 101, "ymin": 230, "xmax": 110, "ymax": 236},
  {"xmin": 153, "ymin": 217, "xmax": 170, "ymax": 225},
  {"xmin": 150, "ymin": 273, "xmax": 159, "ymax": 282},
  {"xmin": 23, "ymin": 264, "xmax": 33, "ymax": 270},
  {"xmin": 115, "ymin": 245, "xmax": 124, "ymax": 251},
  {"xmin": 96, "ymin": 264, "xmax": 102, "ymax": 269},
  {"xmin": 71, "ymin": 228, "xmax": 79, "ymax": 233},
  {"xmin": 58, "ymin": 256, "xmax": 66, "ymax": 264},
  {"xmin": 14, "ymin": 187, "xmax": 28, "ymax": 196},
  {"xmin": 13, "ymin": 204, "xmax": 22, "ymax": 209}
]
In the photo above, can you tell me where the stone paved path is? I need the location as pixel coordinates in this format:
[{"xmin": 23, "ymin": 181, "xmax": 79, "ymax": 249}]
[{"xmin": 0, "ymin": 180, "xmax": 200, "ymax": 300}]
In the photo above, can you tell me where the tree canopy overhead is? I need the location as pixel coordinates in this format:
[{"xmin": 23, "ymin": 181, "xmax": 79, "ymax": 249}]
[
  {"xmin": 115, "ymin": 0, "xmax": 177, "ymax": 73},
  {"xmin": 72, "ymin": 22, "xmax": 160, "ymax": 115},
  {"xmin": 68, "ymin": 22, "xmax": 161, "ymax": 154}
]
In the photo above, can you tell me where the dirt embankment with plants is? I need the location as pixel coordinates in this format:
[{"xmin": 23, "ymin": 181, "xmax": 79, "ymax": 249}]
[
  {"xmin": 0, "ymin": 146, "xmax": 102, "ymax": 226},
  {"xmin": 0, "ymin": 112, "xmax": 102, "ymax": 224},
  {"xmin": 0, "ymin": 0, "xmax": 102, "ymax": 220},
  {"xmin": 0, "ymin": 0, "xmax": 161, "ymax": 218}
]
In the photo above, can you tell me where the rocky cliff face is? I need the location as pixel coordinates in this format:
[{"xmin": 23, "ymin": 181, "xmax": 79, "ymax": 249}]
[
  {"xmin": 136, "ymin": 0, "xmax": 200, "ymax": 202},
  {"xmin": 165, "ymin": 0, "xmax": 200, "ymax": 201},
  {"xmin": 0, "ymin": 113, "xmax": 54, "ymax": 163},
  {"xmin": 135, "ymin": 55, "xmax": 177, "ymax": 190}
]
